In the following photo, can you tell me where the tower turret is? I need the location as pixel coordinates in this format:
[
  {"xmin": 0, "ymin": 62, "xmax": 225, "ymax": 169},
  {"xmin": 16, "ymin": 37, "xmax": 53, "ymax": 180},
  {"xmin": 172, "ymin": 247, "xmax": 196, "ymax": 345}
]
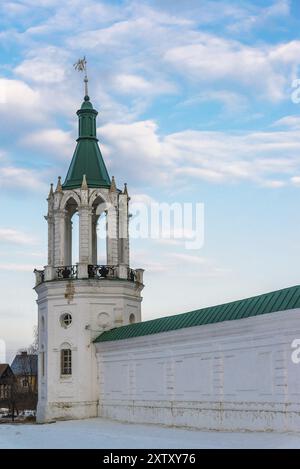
[
  {"xmin": 63, "ymin": 96, "xmax": 110, "ymax": 190},
  {"xmin": 34, "ymin": 59, "xmax": 144, "ymax": 423}
]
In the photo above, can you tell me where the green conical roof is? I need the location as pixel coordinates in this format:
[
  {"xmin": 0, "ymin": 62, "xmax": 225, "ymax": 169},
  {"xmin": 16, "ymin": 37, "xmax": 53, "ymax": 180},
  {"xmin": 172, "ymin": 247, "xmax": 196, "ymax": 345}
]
[{"xmin": 63, "ymin": 96, "xmax": 111, "ymax": 190}]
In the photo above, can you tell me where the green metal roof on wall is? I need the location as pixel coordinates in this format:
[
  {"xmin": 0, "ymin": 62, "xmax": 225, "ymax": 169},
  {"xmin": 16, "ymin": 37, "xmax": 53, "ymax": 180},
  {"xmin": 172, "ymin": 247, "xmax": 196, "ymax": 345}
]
[
  {"xmin": 94, "ymin": 285, "xmax": 300, "ymax": 343},
  {"xmin": 63, "ymin": 96, "xmax": 111, "ymax": 190}
]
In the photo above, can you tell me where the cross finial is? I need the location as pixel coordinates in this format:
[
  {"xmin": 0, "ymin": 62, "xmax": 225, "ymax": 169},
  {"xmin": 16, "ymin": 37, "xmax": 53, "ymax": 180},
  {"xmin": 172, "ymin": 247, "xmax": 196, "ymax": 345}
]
[{"xmin": 73, "ymin": 56, "xmax": 89, "ymax": 99}]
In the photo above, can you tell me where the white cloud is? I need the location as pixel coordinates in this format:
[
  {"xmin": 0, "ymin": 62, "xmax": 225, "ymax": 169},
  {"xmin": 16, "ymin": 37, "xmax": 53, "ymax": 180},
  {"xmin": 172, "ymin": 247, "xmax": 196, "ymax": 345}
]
[
  {"xmin": 133, "ymin": 249, "xmax": 231, "ymax": 278},
  {"xmin": 272, "ymin": 115, "xmax": 300, "ymax": 129},
  {"xmin": 0, "ymin": 228, "xmax": 36, "ymax": 246},
  {"xmin": 228, "ymin": 0, "xmax": 290, "ymax": 33},
  {"xmin": 130, "ymin": 247, "xmax": 229, "ymax": 277},
  {"xmin": 170, "ymin": 253, "xmax": 207, "ymax": 265},
  {"xmin": 0, "ymin": 72, "xmax": 80, "ymax": 144},
  {"xmin": 111, "ymin": 73, "xmax": 176, "ymax": 96},
  {"xmin": 0, "ymin": 150, "xmax": 7, "ymax": 161},
  {"xmin": 100, "ymin": 120, "xmax": 166, "ymax": 181},
  {"xmin": 101, "ymin": 119, "xmax": 300, "ymax": 188},
  {"xmin": 2, "ymin": 0, "xmax": 297, "ymax": 123},
  {"xmin": 101, "ymin": 120, "xmax": 162, "ymax": 159},
  {"xmin": 0, "ymin": 1, "xmax": 299, "ymax": 191},
  {"xmin": 260, "ymin": 180, "xmax": 286, "ymax": 188},
  {"xmin": 15, "ymin": 55, "xmax": 66, "ymax": 84},
  {"xmin": 17, "ymin": 0, "xmax": 61, "ymax": 6},
  {"xmin": 24, "ymin": 0, "xmax": 120, "ymax": 36},
  {"xmin": 0, "ymin": 165, "xmax": 47, "ymax": 192},
  {"xmin": 21, "ymin": 128, "xmax": 74, "ymax": 158},
  {"xmin": 164, "ymin": 34, "xmax": 300, "ymax": 101},
  {"xmin": 180, "ymin": 90, "xmax": 248, "ymax": 114},
  {"xmin": 113, "ymin": 74, "xmax": 152, "ymax": 94},
  {"xmin": 130, "ymin": 193, "xmax": 156, "ymax": 206},
  {"xmin": 291, "ymin": 176, "xmax": 300, "ymax": 186},
  {"xmin": 0, "ymin": 78, "xmax": 41, "ymax": 119},
  {"xmin": 0, "ymin": 263, "xmax": 35, "ymax": 272}
]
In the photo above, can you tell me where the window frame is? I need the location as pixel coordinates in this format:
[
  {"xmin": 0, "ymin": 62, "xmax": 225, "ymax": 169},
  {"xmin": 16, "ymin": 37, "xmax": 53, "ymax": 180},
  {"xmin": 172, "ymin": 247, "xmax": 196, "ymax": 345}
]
[
  {"xmin": 60, "ymin": 313, "xmax": 72, "ymax": 329},
  {"xmin": 60, "ymin": 348, "xmax": 72, "ymax": 376}
]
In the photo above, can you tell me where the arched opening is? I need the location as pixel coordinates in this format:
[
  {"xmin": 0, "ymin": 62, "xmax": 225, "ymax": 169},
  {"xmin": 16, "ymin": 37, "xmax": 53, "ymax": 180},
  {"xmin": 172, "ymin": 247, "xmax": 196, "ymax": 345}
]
[
  {"xmin": 92, "ymin": 196, "xmax": 107, "ymax": 265},
  {"xmin": 71, "ymin": 213, "xmax": 79, "ymax": 265},
  {"xmin": 129, "ymin": 313, "xmax": 136, "ymax": 324},
  {"xmin": 97, "ymin": 213, "xmax": 107, "ymax": 264},
  {"xmin": 64, "ymin": 197, "xmax": 79, "ymax": 266}
]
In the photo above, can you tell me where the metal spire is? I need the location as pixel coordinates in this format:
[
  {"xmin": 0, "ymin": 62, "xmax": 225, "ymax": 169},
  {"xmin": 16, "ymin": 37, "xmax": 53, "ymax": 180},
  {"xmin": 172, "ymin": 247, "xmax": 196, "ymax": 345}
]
[{"xmin": 73, "ymin": 56, "xmax": 89, "ymax": 98}]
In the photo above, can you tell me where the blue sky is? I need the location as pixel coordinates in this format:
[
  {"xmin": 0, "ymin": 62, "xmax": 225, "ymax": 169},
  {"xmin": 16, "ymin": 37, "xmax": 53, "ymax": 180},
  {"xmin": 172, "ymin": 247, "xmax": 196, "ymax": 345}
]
[{"xmin": 1, "ymin": 0, "xmax": 300, "ymax": 360}]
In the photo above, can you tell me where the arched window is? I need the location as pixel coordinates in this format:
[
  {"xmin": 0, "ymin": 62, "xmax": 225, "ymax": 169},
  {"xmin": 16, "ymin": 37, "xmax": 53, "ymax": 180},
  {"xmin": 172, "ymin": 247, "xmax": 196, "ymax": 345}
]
[
  {"xmin": 129, "ymin": 313, "xmax": 136, "ymax": 324},
  {"xmin": 61, "ymin": 347, "xmax": 72, "ymax": 376}
]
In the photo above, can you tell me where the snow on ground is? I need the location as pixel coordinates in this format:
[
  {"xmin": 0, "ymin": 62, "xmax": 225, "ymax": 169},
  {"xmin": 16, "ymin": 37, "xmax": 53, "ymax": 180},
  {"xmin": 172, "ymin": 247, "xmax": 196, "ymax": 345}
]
[{"xmin": 0, "ymin": 418, "xmax": 300, "ymax": 449}]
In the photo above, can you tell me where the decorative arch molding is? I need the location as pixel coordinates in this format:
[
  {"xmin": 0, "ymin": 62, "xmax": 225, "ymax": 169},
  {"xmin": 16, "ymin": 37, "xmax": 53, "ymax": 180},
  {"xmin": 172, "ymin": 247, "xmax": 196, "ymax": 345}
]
[
  {"xmin": 89, "ymin": 189, "xmax": 107, "ymax": 208},
  {"xmin": 95, "ymin": 203, "xmax": 110, "ymax": 216},
  {"xmin": 60, "ymin": 341, "xmax": 72, "ymax": 350},
  {"xmin": 60, "ymin": 191, "xmax": 81, "ymax": 210}
]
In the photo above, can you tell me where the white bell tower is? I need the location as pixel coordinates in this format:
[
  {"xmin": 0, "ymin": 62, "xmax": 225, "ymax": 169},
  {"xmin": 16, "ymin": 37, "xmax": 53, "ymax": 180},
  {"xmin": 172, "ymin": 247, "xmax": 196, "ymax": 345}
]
[{"xmin": 34, "ymin": 72, "xmax": 144, "ymax": 422}]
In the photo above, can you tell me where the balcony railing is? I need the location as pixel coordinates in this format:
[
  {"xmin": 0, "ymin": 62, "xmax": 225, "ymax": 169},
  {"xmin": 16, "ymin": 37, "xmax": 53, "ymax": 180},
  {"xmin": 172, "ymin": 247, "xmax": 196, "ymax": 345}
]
[
  {"xmin": 88, "ymin": 264, "xmax": 117, "ymax": 279},
  {"xmin": 56, "ymin": 265, "xmax": 78, "ymax": 280},
  {"xmin": 34, "ymin": 264, "xmax": 143, "ymax": 285},
  {"xmin": 128, "ymin": 268, "xmax": 137, "ymax": 282}
]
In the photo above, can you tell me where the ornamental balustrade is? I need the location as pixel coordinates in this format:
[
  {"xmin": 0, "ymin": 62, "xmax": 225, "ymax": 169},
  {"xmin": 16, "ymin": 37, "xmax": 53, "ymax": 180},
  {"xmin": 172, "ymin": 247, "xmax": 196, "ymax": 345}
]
[{"xmin": 34, "ymin": 264, "xmax": 142, "ymax": 285}]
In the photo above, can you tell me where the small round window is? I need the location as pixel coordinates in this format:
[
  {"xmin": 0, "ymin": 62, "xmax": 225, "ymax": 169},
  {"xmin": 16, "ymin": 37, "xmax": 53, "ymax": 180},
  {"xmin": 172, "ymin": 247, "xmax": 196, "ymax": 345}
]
[{"xmin": 60, "ymin": 313, "xmax": 72, "ymax": 328}]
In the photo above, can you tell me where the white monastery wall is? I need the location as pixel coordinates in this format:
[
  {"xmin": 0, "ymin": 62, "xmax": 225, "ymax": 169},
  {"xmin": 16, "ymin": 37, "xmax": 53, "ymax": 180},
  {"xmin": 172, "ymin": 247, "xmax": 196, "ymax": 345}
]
[{"xmin": 96, "ymin": 309, "xmax": 300, "ymax": 432}]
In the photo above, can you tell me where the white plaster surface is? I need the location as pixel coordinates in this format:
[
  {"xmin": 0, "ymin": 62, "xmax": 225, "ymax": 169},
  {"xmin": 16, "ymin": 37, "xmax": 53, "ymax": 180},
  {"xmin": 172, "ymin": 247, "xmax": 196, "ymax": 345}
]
[
  {"xmin": 36, "ymin": 279, "xmax": 142, "ymax": 422},
  {"xmin": 96, "ymin": 308, "xmax": 300, "ymax": 432}
]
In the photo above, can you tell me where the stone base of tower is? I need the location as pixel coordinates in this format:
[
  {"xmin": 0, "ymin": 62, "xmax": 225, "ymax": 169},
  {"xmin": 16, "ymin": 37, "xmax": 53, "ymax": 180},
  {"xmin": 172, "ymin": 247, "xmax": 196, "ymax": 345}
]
[
  {"xmin": 36, "ymin": 400, "xmax": 98, "ymax": 423},
  {"xmin": 35, "ymin": 277, "xmax": 144, "ymax": 423}
]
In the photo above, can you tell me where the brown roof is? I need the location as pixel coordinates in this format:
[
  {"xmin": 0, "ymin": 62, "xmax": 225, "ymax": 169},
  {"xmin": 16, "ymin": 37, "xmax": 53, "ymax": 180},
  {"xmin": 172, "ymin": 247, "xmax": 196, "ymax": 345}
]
[{"xmin": 0, "ymin": 364, "xmax": 9, "ymax": 379}]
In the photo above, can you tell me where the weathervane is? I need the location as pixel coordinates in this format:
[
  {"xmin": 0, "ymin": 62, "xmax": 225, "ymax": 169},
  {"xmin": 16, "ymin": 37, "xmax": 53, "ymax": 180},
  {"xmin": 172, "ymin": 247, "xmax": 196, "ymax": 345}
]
[{"xmin": 74, "ymin": 56, "xmax": 89, "ymax": 98}]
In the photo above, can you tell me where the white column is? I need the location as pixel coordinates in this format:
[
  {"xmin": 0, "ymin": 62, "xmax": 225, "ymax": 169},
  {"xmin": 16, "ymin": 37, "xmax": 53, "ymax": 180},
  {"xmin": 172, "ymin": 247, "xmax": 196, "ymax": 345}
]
[
  {"xmin": 106, "ymin": 206, "xmax": 118, "ymax": 265},
  {"xmin": 53, "ymin": 209, "xmax": 66, "ymax": 266},
  {"xmin": 78, "ymin": 206, "xmax": 92, "ymax": 279},
  {"xmin": 118, "ymin": 193, "xmax": 129, "ymax": 266},
  {"xmin": 46, "ymin": 214, "xmax": 54, "ymax": 266},
  {"xmin": 79, "ymin": 207, "xmax": 91, "ymax": 263}
]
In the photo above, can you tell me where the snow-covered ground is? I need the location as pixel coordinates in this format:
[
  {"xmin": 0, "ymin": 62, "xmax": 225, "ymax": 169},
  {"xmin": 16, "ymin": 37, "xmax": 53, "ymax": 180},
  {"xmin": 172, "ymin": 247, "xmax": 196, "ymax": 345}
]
[{"xmin": 0, "ymin": 418, "xmax": 300, "ymax": 449}]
